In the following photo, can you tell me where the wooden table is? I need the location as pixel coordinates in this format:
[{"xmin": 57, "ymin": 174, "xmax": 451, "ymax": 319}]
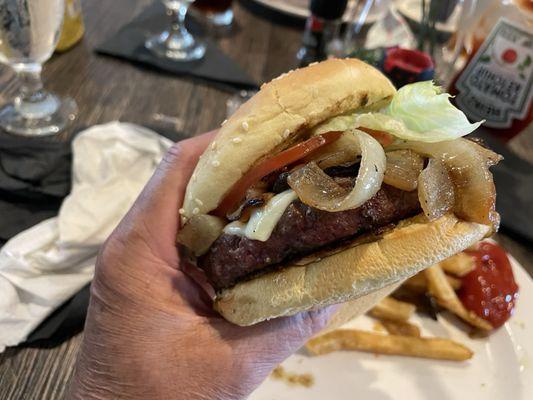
[{"xmin": 0, "ymin": 1, "xmax": 531, "ymax": 399}]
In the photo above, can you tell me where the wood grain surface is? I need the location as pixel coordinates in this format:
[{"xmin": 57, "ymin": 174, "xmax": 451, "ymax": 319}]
[{"xmin": 0, "ymin": 1, "xmax": 531, "ymax": 399}]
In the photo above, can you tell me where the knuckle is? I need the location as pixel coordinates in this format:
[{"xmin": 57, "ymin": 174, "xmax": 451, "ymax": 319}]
[
  {"xmin": 95, "ymin": 235, "xmax": 123, "ymax": 275},
  {"xmin": 302, "ymin": 307, "xmax": 331, "ymax": 333},
  {"xmin": 160, "ymin": 142, "xmax": 187, "ymax": 170}
]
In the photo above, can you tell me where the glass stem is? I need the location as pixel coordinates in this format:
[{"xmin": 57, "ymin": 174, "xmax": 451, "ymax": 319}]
[
  {"xmin": 13, "ymin": 63, "xmax": 51, "ymax": 117},
  {"xmin": 169, "ymin": 2, "xmax": 189, "ymax": 38}
]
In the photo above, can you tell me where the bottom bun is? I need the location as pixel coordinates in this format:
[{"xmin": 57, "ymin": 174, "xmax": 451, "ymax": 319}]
[
  {"xmin": 214, "ymin": 214, "xmax": 490, "ymax": 326},
  {"xmin": 323, "ymin": 282, "xmax": 401, "ymax": 332}
]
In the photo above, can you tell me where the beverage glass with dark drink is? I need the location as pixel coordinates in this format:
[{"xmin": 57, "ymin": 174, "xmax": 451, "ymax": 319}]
[
  {"xmin": 0, "ymin": 0, "xmax": 78, "ymax": 136},
  {"xmin": 194, "ymin": 0, "xmax": 233, "ymax": 27}
]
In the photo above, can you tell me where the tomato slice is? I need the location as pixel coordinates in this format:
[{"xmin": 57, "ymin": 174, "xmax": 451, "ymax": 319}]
[
  {"xmin": 358, "ymin": 127, "xmax": 394, "ymax": 147},
  {"xmin": 213, "ymin": 131, "xmax": 342, "ymax": 217}
]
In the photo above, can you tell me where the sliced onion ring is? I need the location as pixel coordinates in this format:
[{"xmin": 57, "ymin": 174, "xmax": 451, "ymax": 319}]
[
  {"xmin": 287, "ymin": 130, "xmax": 386, "ymax": 212},
  {"xmin": 392, "ymin": 139, "xmax": 502, "ymax": 230},
  {"xmin": 304, "ymin": 133, "xmax": 363, "ymax": 169},
  {"xmin": 418, "ymin": 158, "xmax": 455, "ymax": 220},
  {"xmin": 383, "ymin": 150, "xmax": 424, "ymax": 191}
]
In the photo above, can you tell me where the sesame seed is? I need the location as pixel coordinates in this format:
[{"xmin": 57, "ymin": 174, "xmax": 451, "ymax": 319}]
[
  {"xmin": 283, "ymin": 129, "xmax": 290, "ymax": 138},
  {"xmin": 212, "ymin": 160, "xmax": 220, "ymax": 167},
  {"xmin": 211, "ymin": 142, "xmax": 217, "ymax": 150},
  {"xmin": 242, "ymin": 121, "xmax": 249, "ymax": 131},
  {"xmin": 178, "ymin": 208, "xmax": 185, "ymax": 215},
  {"xmin": 232, "ymin": 137, "xmax": 242, "ymax": 144},
  {"xmin": 221, "ymin": 119, "xmax": 227, "ymax": 126},
  {"xmin": 265, "ymin": 257, "xmax": 272, "ymax": 263},
  {"xmin": 192, "ymin": 207, "xmax": 200, "ymax": 215},
  {"xmin": 195, "ymin": 198, "xmax": 204, "ymax": 206}
]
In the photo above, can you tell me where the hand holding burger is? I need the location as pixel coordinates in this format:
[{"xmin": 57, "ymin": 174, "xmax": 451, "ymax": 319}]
[
  {"xmin": 178, "ymin": 58, "xmax": 500, "ymax": 326},
  {"xmin": 68, "ymin": 132, "xmax": 338, "ymax": 400}
]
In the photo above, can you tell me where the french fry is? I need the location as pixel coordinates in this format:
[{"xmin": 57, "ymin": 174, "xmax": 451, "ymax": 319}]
[
  {"xmin": 445, "ymin": 274, "xmax": 462, "ymax": 290},
  {"xmin": 402, "ymin": 273, "xmax": 428, "ymax": 292},
  {"xmin": 403, "ymin": 272, "xmax": 461, "ymax": 293},
  {"xmin": 369, "ymin": 296, "xmax": 416, "ymax": 322},
  {"xmin": 439, "ymin": 252, "xmax": 475, "ymax": 277},
  {"xmin": 306, "ymin": 330, "xmax": 473, "ymax": 361},
  {"xmin": 380, "ymin": 319, "xmax": 421, "ymax": 337},
  {"xmin": 424, "ymin": 264, "xmax": 492, "ymax": 331}
]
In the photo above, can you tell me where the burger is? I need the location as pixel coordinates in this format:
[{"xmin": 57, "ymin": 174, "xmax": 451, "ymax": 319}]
[{"xmin": 177, "ymin": 58, "xmax": 501, "ymax": 326}]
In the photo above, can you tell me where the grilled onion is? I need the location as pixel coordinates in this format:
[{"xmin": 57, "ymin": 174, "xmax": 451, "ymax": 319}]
[
  {"xmin": 177, "ymin": 215, "xmax": 225, "ymax": 256},
  {"xmin": 287, "ymin": 130, "xmax": 385, "ymax": 212},
  {"xmin": 393, "ymin": 139, "xmax": 502, "ymax": 229},
  {"xmin": 418, "ymin": 158, "xmax": 455, "ymax": 220},
  {"xmin": 307, "ymin": 133, "xmax": 363, "ymax": 169},
  {"xmin": 383, "ymin": 150, "xmax": 424, "ymax": 191}
]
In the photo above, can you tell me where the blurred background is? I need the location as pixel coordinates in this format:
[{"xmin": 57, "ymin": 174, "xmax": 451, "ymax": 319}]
[{"xmin": 0, "ymin": 0, "xmax": 531, "ymax": 399}]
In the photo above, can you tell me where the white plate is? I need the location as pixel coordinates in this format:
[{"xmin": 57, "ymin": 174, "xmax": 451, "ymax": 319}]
[
  {"xmin": 251, "ymin": 251, "xmax": 533, "ymax": 400},
  {"xmin": 250, "ymin": 0, "xmax": 383, "ymax": 24}
]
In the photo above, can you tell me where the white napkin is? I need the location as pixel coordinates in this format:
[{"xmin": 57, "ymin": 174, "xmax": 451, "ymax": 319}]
[{"xmin": 0, "ymin": 122, "xmax": 172, "ymax": 352}]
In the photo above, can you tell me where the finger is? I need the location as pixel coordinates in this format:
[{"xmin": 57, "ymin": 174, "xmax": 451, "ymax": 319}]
[
  {"xmin": 226, "ymin": 304, "xmax": 339, "ymax": 360},
  {"xmin": 180, "ymin": 260, "xmax": 216, "ymax": 300},
  {"xmin": 136, "ymin": 130, "xmax": 216, "ymax": 224}
]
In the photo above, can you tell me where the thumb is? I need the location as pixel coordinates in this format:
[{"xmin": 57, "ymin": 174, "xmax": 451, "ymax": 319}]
[{"xmin": 121, "ymin": 130, "xmax": 217, "ymax": 250}]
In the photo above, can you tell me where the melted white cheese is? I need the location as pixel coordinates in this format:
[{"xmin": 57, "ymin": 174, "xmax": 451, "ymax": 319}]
[{"xmin": 223, "ymin": 190, "xmax": 298, "ymax": 242}]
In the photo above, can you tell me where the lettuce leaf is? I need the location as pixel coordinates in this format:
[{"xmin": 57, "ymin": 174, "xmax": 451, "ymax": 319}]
[{"xmin": 313, "ymin": 81, "xmax": 483, "ymax": 143}]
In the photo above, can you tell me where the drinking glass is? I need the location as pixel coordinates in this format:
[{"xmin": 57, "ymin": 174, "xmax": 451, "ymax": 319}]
[
  {"xmin": 396, "ymin": 0, "xmax": 478, "ymax": 85},
  {"xmin": 194, "ymin": 0, "xmax": 233, "ymax": 27},
  {"xmin": 342, "ymin": 0, "xmax": 392, "ymax": 55},
  {"xmin": 0, "ymin": 0, "xmax": 77, "ymax": 136},
  {"xmin": 145, "ymin": 0, "xmax": 206, "ymax": 61}
]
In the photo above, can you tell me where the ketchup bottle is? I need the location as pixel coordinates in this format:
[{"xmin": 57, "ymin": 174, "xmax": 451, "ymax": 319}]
[
  {"xmin": 297, "ymin": 0, "xmax": 348, "ymax": 67},
  {"xmin": 449, "ymin": 0, "xmax": 533, "ymax": 143}
]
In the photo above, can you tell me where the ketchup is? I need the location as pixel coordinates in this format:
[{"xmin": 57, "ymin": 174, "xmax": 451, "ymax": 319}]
[{"xmin": 459, "ymin": 242, "xmax": 519, "ymax": 328}]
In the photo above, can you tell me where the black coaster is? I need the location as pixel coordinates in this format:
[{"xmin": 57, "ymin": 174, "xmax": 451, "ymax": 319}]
[{"xmin": 96, "ymin": 2, "xmax": 258, "ymax": 91}]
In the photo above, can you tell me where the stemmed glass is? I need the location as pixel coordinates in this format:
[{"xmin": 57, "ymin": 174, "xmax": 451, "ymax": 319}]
[
  {"xmin": 145, "ymin": 0, "xmax": 206, "ymax": 61},
  {"xmin": 0, "ymin": 0, "xmax": 77, "ymax": 136}
]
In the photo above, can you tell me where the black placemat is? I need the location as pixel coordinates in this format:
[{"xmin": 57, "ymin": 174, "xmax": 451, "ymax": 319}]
[
  {"xmin": 26, "ymin": 284, "xmax": 90, "ymax": 345},
  {"xmin": 96, "ymin": 2, "xmax": 258, "ymax": 91},
  {"xmin": 0, "ymin": 133, "xmax": 72, "ymax": 246}
]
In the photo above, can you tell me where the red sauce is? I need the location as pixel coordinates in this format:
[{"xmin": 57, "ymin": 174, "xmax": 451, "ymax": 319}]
[{"xmin": 459, "ymin": 242, "xmax": 519, "ymax": 328}]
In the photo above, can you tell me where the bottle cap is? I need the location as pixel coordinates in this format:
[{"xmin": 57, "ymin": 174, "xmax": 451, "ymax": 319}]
[{"xmin": 310, "ymin": 0, "xmax": 348, "ymax": 20}]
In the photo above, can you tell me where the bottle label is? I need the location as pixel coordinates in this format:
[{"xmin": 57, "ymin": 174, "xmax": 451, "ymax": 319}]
[{"xmin": 455, "ymin": 18, "xmax": 533, "ymax": 128}]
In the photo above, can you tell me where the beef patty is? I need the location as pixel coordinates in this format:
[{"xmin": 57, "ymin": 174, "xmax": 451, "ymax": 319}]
[{"xmin": 199, "ymin": 185, "xmax": 421, "ymax": 290}]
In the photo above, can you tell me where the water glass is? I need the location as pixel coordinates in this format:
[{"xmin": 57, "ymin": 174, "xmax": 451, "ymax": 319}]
[{"xmin": 0, "ymin": 0, "xmax": 77, "ymax": 136}]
